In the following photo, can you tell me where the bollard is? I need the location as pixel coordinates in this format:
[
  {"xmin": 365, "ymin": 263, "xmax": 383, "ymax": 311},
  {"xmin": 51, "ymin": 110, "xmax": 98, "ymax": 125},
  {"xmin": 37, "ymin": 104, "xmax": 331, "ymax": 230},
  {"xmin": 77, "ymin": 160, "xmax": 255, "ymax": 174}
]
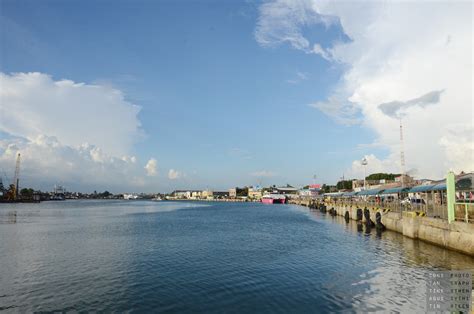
[
  {"xmin": 344, "ymin": 211, "xmax": 350, "ymax": 223},
  {"xmin": 356, "ymin": 208, "xmax": 363, "ymax": 221},
  {"xmin": 375, "ymin": 212, "xmax": 386, "ymax": 231},
  {"xmin": 364, "ymin": 208, "xmax": 375, "ymax": 228}
]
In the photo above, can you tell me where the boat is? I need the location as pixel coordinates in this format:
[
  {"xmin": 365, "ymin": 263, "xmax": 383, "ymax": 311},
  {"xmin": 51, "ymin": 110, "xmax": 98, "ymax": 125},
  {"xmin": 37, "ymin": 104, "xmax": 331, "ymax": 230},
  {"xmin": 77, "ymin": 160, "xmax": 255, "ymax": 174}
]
[
  {"xmin": 261, "ymin": 194, "xmax": 287, "ymax": 204},
  {"xmin": 151, "ymin": 196, "xmax": 162, "ymax": 201},
  {"xmin": 123, "ymin": 193, "xmax": 139, "ymax": 200},
  {"xmin": 50, "ymin": 184, "xmax": 66, "ymax": 201}
]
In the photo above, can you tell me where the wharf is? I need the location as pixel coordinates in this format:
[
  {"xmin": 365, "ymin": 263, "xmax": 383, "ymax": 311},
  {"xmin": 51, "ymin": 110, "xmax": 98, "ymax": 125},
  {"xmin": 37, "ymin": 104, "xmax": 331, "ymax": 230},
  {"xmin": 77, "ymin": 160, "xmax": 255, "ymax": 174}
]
[{"xmin": 289, "ymin": 198, "xmax": 474, "ymax": 257}]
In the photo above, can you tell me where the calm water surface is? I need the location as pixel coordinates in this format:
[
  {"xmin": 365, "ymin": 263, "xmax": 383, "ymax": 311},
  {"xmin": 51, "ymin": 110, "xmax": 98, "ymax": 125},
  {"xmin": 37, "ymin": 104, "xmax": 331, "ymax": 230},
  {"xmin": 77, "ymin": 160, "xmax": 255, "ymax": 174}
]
[{"xmin": 1, "ymin": 200, "xmax": 473, "ymax": 312}]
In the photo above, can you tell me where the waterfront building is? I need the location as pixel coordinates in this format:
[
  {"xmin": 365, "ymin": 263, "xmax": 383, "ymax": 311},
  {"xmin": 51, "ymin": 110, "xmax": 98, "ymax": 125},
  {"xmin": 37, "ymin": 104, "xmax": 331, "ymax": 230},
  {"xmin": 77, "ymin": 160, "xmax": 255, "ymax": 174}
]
[
  {"xmin": 276, "ymin": 187, "xmax": 299, "ymax": 199},
  {"xmin": 213, "ymin": 191, "xmax": 230, "ymax": 199},
  {"xmin": 298, "ymin": 189, "xmax": 312, "ymax": 197},
  {"xmin": 228, "ymin": 187, "xmax": 248, "ymax": 198},
  {"xmin": 201, "ymin": 190, "xmax": 213, "ymax": 199},
  {"xmin": 248, "ymin": 188, "xmax": 263, "ymax": 200},
  {"xmin": 171, "ymin": 190, "xmax": 201, "ymax": 199}
]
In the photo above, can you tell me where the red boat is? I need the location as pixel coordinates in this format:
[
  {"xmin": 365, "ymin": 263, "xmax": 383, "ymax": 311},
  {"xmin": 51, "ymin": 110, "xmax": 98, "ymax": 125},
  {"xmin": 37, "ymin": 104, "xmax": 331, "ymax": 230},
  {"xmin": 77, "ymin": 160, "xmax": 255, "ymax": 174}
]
[{"xmin": 261, "ymin": 194, "xmax": 287, "ymax": 204}]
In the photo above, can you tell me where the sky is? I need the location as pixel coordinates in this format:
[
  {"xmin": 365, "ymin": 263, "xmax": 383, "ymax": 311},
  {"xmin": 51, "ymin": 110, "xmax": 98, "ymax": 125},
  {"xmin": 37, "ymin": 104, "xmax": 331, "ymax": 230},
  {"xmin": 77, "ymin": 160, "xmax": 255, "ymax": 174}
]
[{"xmin": 0, "ymin": 0, "xmax": 472, "ymax": 193}]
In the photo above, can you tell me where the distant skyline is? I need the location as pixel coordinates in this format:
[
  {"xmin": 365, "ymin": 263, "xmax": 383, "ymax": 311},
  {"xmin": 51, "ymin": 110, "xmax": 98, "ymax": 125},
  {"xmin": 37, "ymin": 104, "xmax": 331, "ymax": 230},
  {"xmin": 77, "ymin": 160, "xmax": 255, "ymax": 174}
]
[{"xmin": 0, "ymin": 0, "xmax": 472, "ymax": 193}]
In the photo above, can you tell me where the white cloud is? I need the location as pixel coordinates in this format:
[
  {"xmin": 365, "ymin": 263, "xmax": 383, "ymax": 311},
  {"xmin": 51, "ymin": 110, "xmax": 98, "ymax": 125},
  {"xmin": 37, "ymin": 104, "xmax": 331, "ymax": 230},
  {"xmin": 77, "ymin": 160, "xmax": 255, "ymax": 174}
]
[
  {"xmin": 250, "ymin": 170, "xmax": 276, "ymax": 177},
  {"xmin": 144, "ymin": 158, "xmax": 158, "ymax": 177},
  {"xmin": 0, "ymin": 72, "xmax": 159, "ymax": 191},
  {"xmin": 167, "ymin": 169, "xmax": 183, "ymax": 180},
  {"xmin": 0, "ymin": 72, "xmax": 142, "ymax": 156},
  {"xmin": 308, "ymin": 95, "xmax": 360, "ymax": 125},
  {"xmin": 347, "ymin": 154, "xmax": 399, "ymax": 179},
  {"xmin": 256, "ymin": 1, "xmax": 473, "ymax": 178},
  {"xmin": 0, "ymin": 135, "xmax": 152, "ymax": 191},
  {"xmin": 255, "ymin": 0, "xmax": 337, "ymax": 53}
]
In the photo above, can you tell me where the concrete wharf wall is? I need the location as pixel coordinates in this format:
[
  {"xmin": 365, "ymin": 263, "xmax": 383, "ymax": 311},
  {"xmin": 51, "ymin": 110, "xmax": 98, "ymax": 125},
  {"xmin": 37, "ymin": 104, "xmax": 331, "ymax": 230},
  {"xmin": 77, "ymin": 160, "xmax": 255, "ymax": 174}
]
[{"xmin": 289, "ymin": 199, "xmax": 474, "ymax": 256}]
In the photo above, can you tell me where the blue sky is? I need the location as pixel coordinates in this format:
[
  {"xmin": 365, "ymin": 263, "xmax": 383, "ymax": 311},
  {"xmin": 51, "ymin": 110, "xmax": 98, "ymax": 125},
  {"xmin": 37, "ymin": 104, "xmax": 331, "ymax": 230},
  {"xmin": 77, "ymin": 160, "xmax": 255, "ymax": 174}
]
[{"xmin": 1, "ymin": 1, "xmax": 470, "ymax": 192}]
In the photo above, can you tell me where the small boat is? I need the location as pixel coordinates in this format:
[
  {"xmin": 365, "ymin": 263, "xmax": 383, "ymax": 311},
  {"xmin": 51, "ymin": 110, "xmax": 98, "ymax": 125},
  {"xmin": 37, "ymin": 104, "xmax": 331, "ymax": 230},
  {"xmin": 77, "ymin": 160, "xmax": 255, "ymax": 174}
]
[
  {"xmin": 261, "ymin": 194, "xmax": 287, "ymax": 204},
  {"xmin": 123, "ymin": 193, "xmax": 139, "ymax": 200},
  {"xmin": 151, "ymin": 197, "xmax": 162, "ymax": 201}
]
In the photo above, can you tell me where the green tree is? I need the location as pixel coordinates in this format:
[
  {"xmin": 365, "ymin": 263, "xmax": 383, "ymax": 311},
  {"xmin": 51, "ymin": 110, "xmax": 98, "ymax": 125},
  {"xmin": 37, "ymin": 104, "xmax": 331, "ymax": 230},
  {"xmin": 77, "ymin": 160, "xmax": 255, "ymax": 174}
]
[
  {"xmin": 366, "ymin": 173, "xmax": 400, "ymax": 181},
  {"xmin": 20, "ymin": 188, "xmax": 34, "ymax": 199},
  {"xmin": 336, "ymin": 180, "xmax": 353, "ymax": 190}
]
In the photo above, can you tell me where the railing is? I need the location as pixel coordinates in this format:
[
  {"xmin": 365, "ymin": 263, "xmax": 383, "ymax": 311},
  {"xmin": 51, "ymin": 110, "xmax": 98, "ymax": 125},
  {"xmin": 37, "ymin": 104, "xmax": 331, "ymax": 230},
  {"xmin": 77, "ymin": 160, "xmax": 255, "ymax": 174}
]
[
  {"xmin": 319, "ymin": 198, "xmax": 445, "ymax": 218},
  {"xmin": 318, "ymin": 198, "xmax": 473, "ymax": 223},
  {"xmin": 454, "ymin": 202, "xmax": 474, "ymax": 223}
]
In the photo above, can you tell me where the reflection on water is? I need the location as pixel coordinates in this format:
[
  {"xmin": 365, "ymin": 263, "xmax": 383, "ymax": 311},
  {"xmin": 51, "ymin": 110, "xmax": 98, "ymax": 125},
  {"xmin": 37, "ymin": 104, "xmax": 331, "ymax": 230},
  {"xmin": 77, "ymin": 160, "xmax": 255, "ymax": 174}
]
[
  {"xmin": 0, "ymin": 211, "xmax": 17, "ymax": 224},
  {"xmin": 0, "ymin": 200, "xmax": 473, "ymax": 313}
]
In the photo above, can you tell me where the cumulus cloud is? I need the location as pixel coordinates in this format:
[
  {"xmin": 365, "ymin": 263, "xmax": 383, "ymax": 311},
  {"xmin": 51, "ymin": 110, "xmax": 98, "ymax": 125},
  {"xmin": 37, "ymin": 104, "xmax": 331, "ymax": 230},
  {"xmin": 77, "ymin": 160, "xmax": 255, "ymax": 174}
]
[
  {"xmin": 0, "ymin": 72, "xmax": 159, "ymax": 191},
  {"xmin": 256, "ymin": 1, "xmax": 473, "ymax": 178},
  {"xmin": 144, "ymin": 158, "xmax": 158, "ymax": 176},
  {"xmin": 439, "ymin": 124, "xmax": 474, "ymax": 174},
  {"xmin": 167, "ymin": 169, "xmax": 183, "ymax": 180},
  {"xmin": 309, "ymin": 95, "xmax": 360, "ymax": 125},
  {"xmin": 0, "ymin": 135, "xmax": 151, "ymax": 191},
  {"xmin": 0, "ymin": 72, "xmax": 142, "ymax": 156},
  {"xmin": 250, "ymin": 170, "xmax": 276, "ymax": 177},
  {"xmin": 347, "ymin": 154, "xmax": 399, "ymax": 179}
]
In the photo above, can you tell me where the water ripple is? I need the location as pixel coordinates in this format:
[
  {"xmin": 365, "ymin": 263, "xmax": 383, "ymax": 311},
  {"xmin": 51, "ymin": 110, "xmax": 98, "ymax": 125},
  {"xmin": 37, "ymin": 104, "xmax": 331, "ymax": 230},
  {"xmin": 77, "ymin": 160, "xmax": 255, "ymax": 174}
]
[{"xmin": 1, "ymin": 201, "xmax": 473, "ymax": 312}]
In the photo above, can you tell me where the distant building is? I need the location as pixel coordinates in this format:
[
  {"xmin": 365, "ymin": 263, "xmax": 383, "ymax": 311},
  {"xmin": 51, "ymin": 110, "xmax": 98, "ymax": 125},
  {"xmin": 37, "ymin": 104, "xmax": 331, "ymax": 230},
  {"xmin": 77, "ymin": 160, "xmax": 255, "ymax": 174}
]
[
  {"xmin": 228, "ymin": 187, "xmax": 248, "ymax": 198},
  {"xmin": 298, "ymin": 189, "xmax": 312, "ymax": 197},
  {"xmin": 201, "ymin": 190, "xmax": 213, "ymax": 199},
  {"xmin": 191, "ymin": 191, "xmax": 202, "ymax": 199},
  {"xmin": 172, "ymin": 190, "xmax": 201, "ymax": 199},
  {"xmin": 276, "ymin": 187, "xmax": 298, "ymax": 195},
  {"xmin": 309, "ymin": 184, "xmax": 321, "ymax": 197},
  {"xmin": 248, "ymin": 187, "xmax": 262, "ymax": 200},
  {"xmin": 213, "ymin": 191, "xmax": 229, "ymax": 199}
]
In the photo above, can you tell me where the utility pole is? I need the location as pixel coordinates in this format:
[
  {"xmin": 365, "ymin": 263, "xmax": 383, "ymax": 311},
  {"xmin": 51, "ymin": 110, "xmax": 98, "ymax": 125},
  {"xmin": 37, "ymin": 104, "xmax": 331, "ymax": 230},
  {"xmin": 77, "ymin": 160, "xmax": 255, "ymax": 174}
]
[
  {"xmin": 399, "ymin": 118, "xmax": 406, "ymax": 188},
  {"xmin": 361, "ymin": 157, "xmax": 368, "ymax": 190}
]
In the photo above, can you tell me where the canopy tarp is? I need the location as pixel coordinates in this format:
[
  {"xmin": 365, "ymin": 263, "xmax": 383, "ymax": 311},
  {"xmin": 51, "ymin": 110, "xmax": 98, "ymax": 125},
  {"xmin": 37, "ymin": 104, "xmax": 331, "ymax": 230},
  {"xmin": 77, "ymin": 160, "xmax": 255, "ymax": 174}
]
[
  {"xmin": 324, "ymin": 192, "xmax": 344, "ymax": 197},
  {"xmin": 432, "ymin": 183, "xmax": 446, "ymax": 191},
  {"xmin": 408, "ymin": 184, "xmax": 435, "ymax": 193},
  {"xmin": 381, "ymin": 187, "xmax": 409, "ymax": 194},
  {"xmin": 358, "ymin": 188, "xmax": 385, "ymax": 196},
  {"xmin": 342, "ymin": 191, "xmax": 358, "ymax": 197}
]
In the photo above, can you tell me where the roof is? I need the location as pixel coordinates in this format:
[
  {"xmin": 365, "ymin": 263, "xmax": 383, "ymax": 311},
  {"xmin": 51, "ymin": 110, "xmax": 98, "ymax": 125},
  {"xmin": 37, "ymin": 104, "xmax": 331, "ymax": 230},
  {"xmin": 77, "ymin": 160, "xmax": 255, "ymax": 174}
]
[
  {"xmin": 342, "ymin": 191, "xmax": 358, "ymax": 197},
  {"xmin": 432, "ymin": 183, "xmax": 446, "ymax": 191},
  {"xmin": 407, "ymin": 184, "xmax": 435, "ymax": 193},
  {"xmin": 358, "ymin": 188, "xmax": 385, "ymax": 196},
  {"xmin": 324, "ymin": 192, "xmax": 344, "ymax": 197},
  {"xmin": 456, "ymin": 173, "xmax": 473, "ymax": 190},
  {"xmin": 381, "ymin": 187, "xmax": 409, "ymax": 194},
  {"xmin": 277, "ymin": 187, "xmax": 298, "ymax": 191}
]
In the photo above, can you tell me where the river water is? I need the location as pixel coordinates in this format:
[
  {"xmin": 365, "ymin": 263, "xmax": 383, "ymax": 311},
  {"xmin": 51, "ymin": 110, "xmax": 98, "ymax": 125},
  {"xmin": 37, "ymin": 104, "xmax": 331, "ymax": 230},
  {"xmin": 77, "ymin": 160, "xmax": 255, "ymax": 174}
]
[{"xmin": 0, "ymin": 200, "xmax": 473, "ymax": 312}]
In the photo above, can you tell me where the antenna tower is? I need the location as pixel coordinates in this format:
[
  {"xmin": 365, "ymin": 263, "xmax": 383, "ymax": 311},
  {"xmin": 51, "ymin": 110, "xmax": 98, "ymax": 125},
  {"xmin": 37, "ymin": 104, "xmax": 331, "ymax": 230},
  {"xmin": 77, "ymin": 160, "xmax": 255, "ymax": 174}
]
[{"xmin": 399, "ymin": 119, "xmax": 406, "ymax": 188}]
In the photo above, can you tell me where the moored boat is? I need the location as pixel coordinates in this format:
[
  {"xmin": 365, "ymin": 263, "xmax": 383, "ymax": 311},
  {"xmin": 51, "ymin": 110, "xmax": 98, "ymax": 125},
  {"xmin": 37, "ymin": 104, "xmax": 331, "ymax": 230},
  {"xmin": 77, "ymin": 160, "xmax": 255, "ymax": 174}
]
[{"xmin": 261, "ymin": 194, "xmax": 287, "ymax": 204}]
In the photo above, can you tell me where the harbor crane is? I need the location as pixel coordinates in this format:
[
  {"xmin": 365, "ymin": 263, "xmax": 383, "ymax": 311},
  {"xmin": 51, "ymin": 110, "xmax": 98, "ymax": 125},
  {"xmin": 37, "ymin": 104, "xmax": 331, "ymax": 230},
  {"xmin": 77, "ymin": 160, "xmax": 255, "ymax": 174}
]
[{"xmin": 4, "ymin": 153, "xmax": 21, "ymax": 201}]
